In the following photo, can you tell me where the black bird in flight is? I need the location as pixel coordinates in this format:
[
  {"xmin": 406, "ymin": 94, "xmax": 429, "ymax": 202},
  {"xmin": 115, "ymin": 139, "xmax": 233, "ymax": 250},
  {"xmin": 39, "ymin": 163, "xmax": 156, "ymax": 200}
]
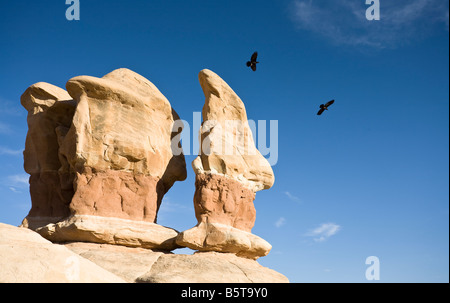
[
  {"xmin": 246, "ymin": 51, "xmax": 259, "ymax": 71},
  {"xmin": 317, "ymin": 100, "xmax": 335, "ymax": 116}
]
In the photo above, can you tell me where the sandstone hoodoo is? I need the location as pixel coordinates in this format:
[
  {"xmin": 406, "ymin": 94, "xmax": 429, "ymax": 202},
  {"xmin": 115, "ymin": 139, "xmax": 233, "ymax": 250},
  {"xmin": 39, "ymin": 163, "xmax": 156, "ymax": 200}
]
[
  {"xmin": 176, "ymin": 69, "xmax": 275, "ymax": 259},
  {"xmin": 12, "ymin": 68, "xmax": 288, "ymax": 282},
  {"xmin": 20, "ymin": 68, "xmax": 187, "ymax": 250}
]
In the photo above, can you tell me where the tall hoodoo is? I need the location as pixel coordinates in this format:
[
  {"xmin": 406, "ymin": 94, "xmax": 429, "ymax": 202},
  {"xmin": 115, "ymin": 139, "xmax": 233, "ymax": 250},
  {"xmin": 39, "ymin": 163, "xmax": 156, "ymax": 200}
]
[
  {"xmin": 176, "ymin": 69, "xmax": 275, "ymax": 259},
  {"xmin": 21, "ymin": 68, "xmax": 186, "ymax": 250}
]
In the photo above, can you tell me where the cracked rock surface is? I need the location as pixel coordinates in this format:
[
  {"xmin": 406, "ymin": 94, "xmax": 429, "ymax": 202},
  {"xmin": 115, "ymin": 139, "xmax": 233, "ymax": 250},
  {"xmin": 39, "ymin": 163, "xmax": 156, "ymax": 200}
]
[{"xmin": 64, "ymin": 242, "xmax": 289, "ymax": 283}]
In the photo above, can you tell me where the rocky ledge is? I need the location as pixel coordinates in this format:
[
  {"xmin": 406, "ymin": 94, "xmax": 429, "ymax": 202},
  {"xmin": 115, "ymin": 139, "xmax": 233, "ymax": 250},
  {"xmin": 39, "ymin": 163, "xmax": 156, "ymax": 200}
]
[{"xmin": 0, "ymin": 223, "xmax": 288, "ymax": 283}]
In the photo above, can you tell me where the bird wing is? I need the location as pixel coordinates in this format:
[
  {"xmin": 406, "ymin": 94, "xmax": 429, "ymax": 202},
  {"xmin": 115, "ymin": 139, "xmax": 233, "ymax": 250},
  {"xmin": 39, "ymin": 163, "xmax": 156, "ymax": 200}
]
[
  {"xmin": 317, "ymin": 108, "xmax": 325, "ymax": 115},
  {"xmin": 325, "ymin": 100, "xmax": 335, "ymax": 107},
  {"xmin": 251, "ymin": 64, "xmax": 257, "ymax": 71},
  {"xmin": 251, "ymin": 52, "xmax": 258, "ymax": 62}
]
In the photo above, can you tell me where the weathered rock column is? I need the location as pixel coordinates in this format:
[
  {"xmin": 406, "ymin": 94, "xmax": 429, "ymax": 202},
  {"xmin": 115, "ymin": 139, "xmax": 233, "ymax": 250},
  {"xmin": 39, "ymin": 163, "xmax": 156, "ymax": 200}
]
[
  {"xmin": 20, "ymin": 83, "xmax": 76, "ymax": 229},
  {"xmin": 193, "ymin": 173, "xmax": 256, "ymax": 232},
  {"xmin": 21, "ymin": 68, "xmax": 187, "ymax": 250},
  {"xmin": 176, "ymin": 69, "xmax": 275, "ymax": 259}
]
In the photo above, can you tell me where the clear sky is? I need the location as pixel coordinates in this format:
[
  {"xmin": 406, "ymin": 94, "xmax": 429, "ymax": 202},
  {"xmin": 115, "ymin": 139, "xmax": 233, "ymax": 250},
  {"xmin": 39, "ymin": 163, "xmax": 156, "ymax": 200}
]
[{"xmin": 0, "ymin": 0, "xmax": 448, "ymax": 283}]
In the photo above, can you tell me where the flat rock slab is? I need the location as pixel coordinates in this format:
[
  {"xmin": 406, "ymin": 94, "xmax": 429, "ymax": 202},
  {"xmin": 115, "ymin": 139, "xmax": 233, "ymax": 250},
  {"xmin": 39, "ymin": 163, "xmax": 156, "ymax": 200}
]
[
  {"xmin": 137, "ymin": 252, "xmax": 289, "ymax": 283},
  {"xmin": 65, "ymin": 242, "xmax": 164, "ymax": 282},
  {"xmin": 34, "ymin": 214, "xmax": 180, "ymax": 250},
  {"xmin": 0, "ymin": 223, "xmax": 288, "ymax": 283},
  {"xmin": 0, "ymin": 223, "xmax": 125, "ymax": 283},
  {"xmin": 64, "ymin": 242, "xmax": 288, "ymax": 283},
  {"xmin": 176, "ymin": 222, "xmax": 272, "ymax": 260}
]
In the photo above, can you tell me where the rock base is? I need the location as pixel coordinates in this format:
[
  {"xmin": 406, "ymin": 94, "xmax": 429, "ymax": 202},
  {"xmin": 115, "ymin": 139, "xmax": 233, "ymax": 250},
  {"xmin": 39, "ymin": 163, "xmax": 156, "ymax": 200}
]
[
  {"xmin": 0, "ymin": 223, "xmax": 125, "ymax": 283},
  {"xmin": 65, "ymin": 242, "xmax": 288, "ymax": 283},
  {"xmin": 21, "ymin": 169, "xmax": 176, "ymax": 250},
  {"xmin": 1, "ymin": 223, "xmax": 288, "ymax": 283},
  {"xmin": 176, "ymin": 222, "xmax": 271, "ymax": 260},
  {"xmin": 70, "ymin": 168, "xmax": 167, "ymax": 223},
  {"xmin": 26, "ymin": 172, "xmax": 73, "ymax": 227},
  {"xmin": 194, "ymin": 173, "xmax": 256, "ymax": 232},
  {"xmin": 32, "ymin": 215, "xmax": 180, "ymax": 251}
]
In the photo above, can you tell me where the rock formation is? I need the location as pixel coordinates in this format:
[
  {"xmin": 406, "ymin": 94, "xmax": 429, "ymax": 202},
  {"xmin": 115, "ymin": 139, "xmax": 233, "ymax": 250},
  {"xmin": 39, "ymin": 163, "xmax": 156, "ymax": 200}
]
[
  {"xmin": 21, "ymin": 68, "xmax": 186, "ymax": 250},
  {"xmin": 10, "ymin": 68, "xmax": 288, "ymax": 282},
  {"xmin": 0, "ymin": 223, "xmax": 126, "ymax": 283},
  {"xmin": 0, "ymin": 223, "xmax": 288, "ymax": 283},
  {"xmin": 21, "ymin": 83, "xmax": 76, "ymax": 229},
  {"xmin": 176, "ymin": 69, "xmax": 275, "ymax": 259}
]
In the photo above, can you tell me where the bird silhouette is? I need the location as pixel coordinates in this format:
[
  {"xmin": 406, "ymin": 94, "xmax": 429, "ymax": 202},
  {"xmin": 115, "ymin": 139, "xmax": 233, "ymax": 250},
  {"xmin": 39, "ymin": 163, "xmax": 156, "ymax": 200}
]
[
  {"xmin": 317, "ymin": 100, "xmax": 335, "ymax": 116},
  {"xmin": 246, "ymin": 51, "xmax": 259, "ymax": 71}
]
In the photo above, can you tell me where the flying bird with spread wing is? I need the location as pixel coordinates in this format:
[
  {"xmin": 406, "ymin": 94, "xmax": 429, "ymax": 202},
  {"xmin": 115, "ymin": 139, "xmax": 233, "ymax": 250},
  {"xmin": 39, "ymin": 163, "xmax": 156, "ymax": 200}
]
[
  {"xmin": 317, "ymin": 100, "xmax": 335, "ymax": 116},
  {"xmin": 246, "ymin": 51, "xmax": 259, "ymax": 71}
]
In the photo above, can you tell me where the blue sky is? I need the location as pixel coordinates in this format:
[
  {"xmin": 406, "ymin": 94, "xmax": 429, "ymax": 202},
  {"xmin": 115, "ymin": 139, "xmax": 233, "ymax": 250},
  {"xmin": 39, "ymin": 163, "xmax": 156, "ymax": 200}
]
[{"xmin": 0, "ymin": 0, "xmax": 448, "ymax": 282}]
